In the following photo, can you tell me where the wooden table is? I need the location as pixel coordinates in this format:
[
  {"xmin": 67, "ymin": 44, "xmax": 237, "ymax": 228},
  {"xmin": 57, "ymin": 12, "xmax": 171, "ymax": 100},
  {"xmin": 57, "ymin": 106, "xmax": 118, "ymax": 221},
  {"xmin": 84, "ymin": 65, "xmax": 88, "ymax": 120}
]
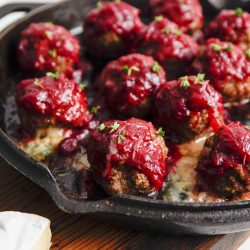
[{"xmin": 0, "ymin": 157, "xmax": 250, "ymax": 250}]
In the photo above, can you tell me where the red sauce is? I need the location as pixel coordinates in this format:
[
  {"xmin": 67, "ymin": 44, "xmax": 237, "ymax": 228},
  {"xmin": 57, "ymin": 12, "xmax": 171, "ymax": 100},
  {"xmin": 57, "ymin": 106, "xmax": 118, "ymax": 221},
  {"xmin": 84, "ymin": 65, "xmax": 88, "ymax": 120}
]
[
  {"xmin": 83, "ymin": 1, "xmax": 144, "ymax": 57},
  {"xmin": 139, "ymin": 17, "xmax": 199, "ymax": 62},
  {"xmin": 87, "ymin": 118, "xmax": 168, "ymax": 190},
  {"xmin": 100, "ymin": 53, "xmax": 166, "ymax": 118},
  {"xmin": 149, "ymin": 0, "xmax": 204, "ymax": 33},
  {"xmin": 18, "ymin": 22, "xmax": 80, "ymax": 76},
  {"xmin": 165, "ymin": 142, "xmax": 181, "ymax": 174},
  {"xmin": 58, "ymin": 138, "xmax": 78, "ymax": 155},
  {"xmin": 197, "ymin": 122, "xmax": 250, "ymax": 180},
  {"xmin": 205, "ymin": 10, "xmax": 250, "ymax": 47},
  {"xmin": 205, "ymin": 38, "xmax": 250, "ymax": 90},
  {"xmin": 154, "ymin": 75, "xmax": 224, "ymax": 140},
  {"xmin": 16, "ymin": 74, "xmax": 91, "ymax": 127}
]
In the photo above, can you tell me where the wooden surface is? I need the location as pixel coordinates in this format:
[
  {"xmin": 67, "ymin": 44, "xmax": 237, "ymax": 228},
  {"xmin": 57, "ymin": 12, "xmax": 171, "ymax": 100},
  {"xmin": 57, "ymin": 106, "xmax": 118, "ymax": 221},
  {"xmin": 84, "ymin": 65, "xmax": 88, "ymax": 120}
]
[{"xmin": 0, "ymin": 157, "xmax": 250, "ymax": 250}]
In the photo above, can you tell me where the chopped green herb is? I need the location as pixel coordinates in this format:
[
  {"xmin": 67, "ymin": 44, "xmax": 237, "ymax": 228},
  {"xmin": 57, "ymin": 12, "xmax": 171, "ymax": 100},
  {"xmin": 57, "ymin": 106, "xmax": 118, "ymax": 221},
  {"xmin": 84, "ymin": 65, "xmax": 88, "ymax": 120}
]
[
  {"xmin": 49, "ymin": 49, "xmax": 57, "ymax": 58},
  {"xmin": 224, "ymin": 45, "xmax": 232, "ymax": 52},
  {"xmin": 117, "ymin": 130, "xmax": 125, "ymax": 144},
  {"xmin": 152, "ymin": 61, "xmax": 161, "ymax": 73},
  {"xmin": 235, "ymin": 7, "xmax": 243, "ymax": 17},
  {"xmin": 98, "ymin": 123, "xmax": 106, "ymax": 131},
  {"xmin": 161, "ymin": 27, "xmax": 170, "ymax": 35},
  {"xmin": 114, "ymin": 0, "xmax": 121, "ymax": 2},
  {"xmin": 180, "ymin": 76, "xmax": 190, "ymax": 89},
  {"xmin": 211, "ymin": 43, "xmax": 221, "ymax": 52},
  {"xmin": 34, "ymin": 78, "xmax": 43, "ymax": 88},
  {"xmin": 173, "ymin": 29, "xmax": 182, "ymax": 36},
  {"xmin": 79, "ymin": 82, "xmax": 87, "ymax": 90},
  {"xmin": 156, "ymin": 127, "xmax": 165, "ymax": 137},
  {"xmin": 123, "ymin": 65, "xmax": 140, "ymax": 76},
  {"xmin": 46, "ymin": 72, "xmax": 59, "ymax": 79},
  {"xmin": 109, "ymin": 122, "xmax": 120, "ymax": 133},
  {"xmin": 45, "ymin": 30, "xmax": 53, "ymax": 39},
  {"xmin": 195, "ymin": 73, "xmax": 205, "ymax": 85},
  {"xmin": 91, "ymin": 105, "xmax": 101, "ymax": 114},
  {"xmin": 246, "ymin": 49, "xmax": 250, "ymax": 59},
  {"xmin": 154, "ymin": 15, "xmax": 163, "ymax": 22},
  {"xmin": 96, "ymin": 1, "xmax": 102, "ymax": 8}
]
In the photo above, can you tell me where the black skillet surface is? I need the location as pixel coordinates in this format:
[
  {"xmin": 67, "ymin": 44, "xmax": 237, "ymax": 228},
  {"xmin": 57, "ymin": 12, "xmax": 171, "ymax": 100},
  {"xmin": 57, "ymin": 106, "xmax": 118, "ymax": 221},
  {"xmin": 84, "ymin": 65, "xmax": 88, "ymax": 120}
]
[{"xmin": 0, "ymin": 0, "xmax": 250, "ymax": 235}]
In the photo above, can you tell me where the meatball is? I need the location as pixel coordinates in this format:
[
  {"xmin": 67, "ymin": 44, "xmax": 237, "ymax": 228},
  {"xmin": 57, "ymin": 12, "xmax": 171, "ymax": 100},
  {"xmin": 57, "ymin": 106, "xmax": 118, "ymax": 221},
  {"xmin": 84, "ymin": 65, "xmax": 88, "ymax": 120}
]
[
  {"xmin": 18, "ymin": 22, "xmax": 80, "ymax": 77},
  {"xmin": 154, "ymin": 74, "xmax": 224, "ymax": 142},
  {"xmin": 205, "ymin": 9, "xmax": 250, "ymax": 50},
  {"xmin": 203, "ymin": 38, "xmax": 250, "ymax": 120},
  {"xmin": 87, "ymin": 118, "xmax": 168, "ymax": 195},
  {"xmin": 83, "ymin": 1, "xmax": 144, "ymax": 58},
  {"xmin": 149, "ymin": 0, "xmax": 204, "ymax": 34},
  {"xmin": 99, "ymin": 53, "xmax": 166, "ymax": 118},
  {"xmin": 16, "ymin": 73, "xmax": 91, "ymax": 132},
  {"xmin": 138, "ymin": 17, "xmax": 199, "ymax": 79},
  {"xmin": 196, "ymin": 122, "xmax": 250, "ymax": 199}
]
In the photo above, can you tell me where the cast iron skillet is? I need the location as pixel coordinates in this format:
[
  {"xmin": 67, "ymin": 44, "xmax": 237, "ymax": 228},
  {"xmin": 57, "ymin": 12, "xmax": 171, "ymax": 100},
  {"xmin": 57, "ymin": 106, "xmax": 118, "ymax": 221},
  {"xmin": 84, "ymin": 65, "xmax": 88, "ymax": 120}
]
[{"xmin": 0, "ymin": 0, "xmax": 250, "ymax": 235}]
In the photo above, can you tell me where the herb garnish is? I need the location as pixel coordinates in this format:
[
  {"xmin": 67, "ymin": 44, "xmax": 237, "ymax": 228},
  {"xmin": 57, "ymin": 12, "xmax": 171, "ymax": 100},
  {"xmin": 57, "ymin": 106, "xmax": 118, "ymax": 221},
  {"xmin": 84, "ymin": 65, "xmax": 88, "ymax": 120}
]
[
  {"xmin": 173, "ymin": 29, "xmax": 182, "ymax": 36},
  {"xmin": 156, "ymin": 127, "xmax": 165, "ymax": 137},
  {"xmin": 154, "ymin": 15, "xmax": 163, "ymax": 22},
  {"xmin": 180, "ymin": 76, "xmax": 190, "ymax": 89},
  {"xmin": 34, "ymin": 78, "xmax": 43, "ymax": 88},
  {"xmin": 152, "ymin": 61, "xmax": 161, "ymax": 73},
  {"xmin": 225, "ymin": 45, "xmax": 232, "ymax": 52},
  {"xmin": 123, "ymin": 65, "xmax": 140, "ymax": 76},
  {"xmin": 91, "ymin": 105, "xmax": 101, "ymax": 115},
  {"xmin": 117, "ymin": 130, "xmax": 125, "ymax": 144},
  {"xmin": 195, "ymin": 73, "xmax": 205, "ymax": 85},
  {"xmin": 211, "ymin": 43, "xmax": 222, "ymax": 52},
  {"xmin": 109, "ymin": 122, "xmax": 120, "ymax": 133},
  {"xmin": 45, "ymin": 30, "xmax": 53, "ymax": 39},
  {"xmin": 235, "ymin": 8, "xmax": 243, "ymax": 17},
  {"xmin": 161, "ymin": 27, "xmax": 171, "ymax": 35},
  {"xmin": 46, "ymin": 72, "xmax": 59, "ymax": 79},
  {"xmin": 49, "ymin": 49, "xmax": 57, "ymax": 58},
  {"xmin": 98, "ymin": 123, "xmax": 106, "ymax": 131},
  {"xmin": 79, "ymin": 82, "xmax": 87, "ymax": 90}
]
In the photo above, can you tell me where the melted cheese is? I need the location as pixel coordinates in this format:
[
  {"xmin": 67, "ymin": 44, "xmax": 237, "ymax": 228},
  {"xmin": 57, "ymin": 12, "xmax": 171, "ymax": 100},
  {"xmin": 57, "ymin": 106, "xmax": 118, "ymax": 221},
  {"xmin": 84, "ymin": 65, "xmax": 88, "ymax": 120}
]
[
  {"xmin": 163, "ymin": 130, "xmax": 215, "ymax": 202},
  {"xmin": 19, "ymin": 127, "xmax": 67, "ymax": 161}
]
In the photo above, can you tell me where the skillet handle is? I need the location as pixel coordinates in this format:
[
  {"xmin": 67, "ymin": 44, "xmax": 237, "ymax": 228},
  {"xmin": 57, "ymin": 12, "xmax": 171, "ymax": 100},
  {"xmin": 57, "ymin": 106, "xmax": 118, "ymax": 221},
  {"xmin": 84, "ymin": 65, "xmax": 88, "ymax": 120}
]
[{"xmin": 0, "ymin": 3, "xmax": 44, "ymax": 19}]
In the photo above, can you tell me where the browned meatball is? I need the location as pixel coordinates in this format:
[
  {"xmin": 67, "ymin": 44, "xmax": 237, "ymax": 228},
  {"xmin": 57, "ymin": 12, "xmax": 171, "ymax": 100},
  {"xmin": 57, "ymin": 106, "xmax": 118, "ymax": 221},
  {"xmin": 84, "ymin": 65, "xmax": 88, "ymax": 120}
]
[
  {"xmin": 83, "ymin": 1, "xmax": 144, "ymax": 58},
  {"xmin": 87, "ymin": 118, "xmax": 168, "ymax": 195},
  {"xmin": 154, "ymin": 74, "xmax": 224, "ymax": 142},
  {"xmin": 196, "ymin": 122, "xmax": 250, "ymax": 199},
  {"xmin": 99, "ymin": 53, "xmax": 166, "ymax": 118}
]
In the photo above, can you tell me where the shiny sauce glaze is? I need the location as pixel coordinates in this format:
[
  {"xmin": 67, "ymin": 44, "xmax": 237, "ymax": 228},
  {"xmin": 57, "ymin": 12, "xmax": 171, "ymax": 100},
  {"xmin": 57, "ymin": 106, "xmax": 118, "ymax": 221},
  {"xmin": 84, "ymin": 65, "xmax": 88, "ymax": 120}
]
[
  {"xmin": 18, "ymin": 22, "xmax": 80, "ymax": 76},
  {"xmin": 149, "ymin": 0, "xmax": 204, "ymax": 33},
  {"xmin": 139, "ymin": 17, "xmax": 199, "ymax": 62},
  {"xmin": 87, "ymin": 118, "xmax": 167, "ymax": 190},
  {"xmin": 205, "ymin": 9, "xmax": 250, "ymax": 48},
  {"xmin": 205, "ymin": 38, "xmax": 250, "ymax": 90},
  {"xmin": 154, "ymin": 75, "xmax": 224, "ymax": 140},
  {"xmin": 100, "ymin": 53, "xmax": 166, "ymax": 117},
  {"xmin": 16, "ymin": 74, "xmax": 91, "ymax": 127}
]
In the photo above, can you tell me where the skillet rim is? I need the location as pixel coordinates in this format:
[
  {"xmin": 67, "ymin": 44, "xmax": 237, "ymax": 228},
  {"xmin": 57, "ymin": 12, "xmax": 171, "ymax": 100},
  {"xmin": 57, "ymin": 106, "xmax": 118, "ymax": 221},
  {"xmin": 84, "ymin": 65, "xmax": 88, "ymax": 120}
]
[{"xmin": 0, "ymin": 0, "xmax": 250, "ymax": 213}]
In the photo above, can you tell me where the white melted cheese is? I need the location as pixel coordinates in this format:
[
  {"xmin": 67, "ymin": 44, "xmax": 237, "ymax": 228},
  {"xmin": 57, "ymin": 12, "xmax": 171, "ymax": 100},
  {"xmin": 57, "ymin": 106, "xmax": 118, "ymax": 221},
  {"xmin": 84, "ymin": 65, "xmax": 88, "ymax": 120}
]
[
  {"xmin": 163, "ymin": 130, "xmax": 215, "ymax": 203},
  {"xmin": 19, "ymin": 127, "xmax": 68, "ymax": 161},
  {"xmin": 0, "ymin": 212, "xmax": 51, "ymax": 250}
]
